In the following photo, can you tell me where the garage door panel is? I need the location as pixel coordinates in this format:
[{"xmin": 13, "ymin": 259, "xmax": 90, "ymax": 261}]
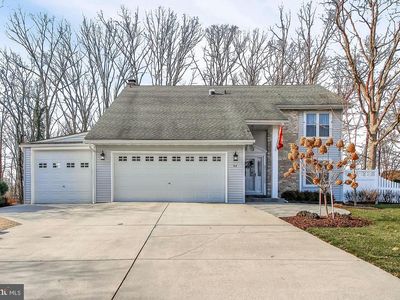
[
  {"xmin": 34, "ymin": 150, "xmax": 92, "ymax": 204},
  {"xmin": 114, "ymin": 153, "xmax": 226, "ymax": 202}
]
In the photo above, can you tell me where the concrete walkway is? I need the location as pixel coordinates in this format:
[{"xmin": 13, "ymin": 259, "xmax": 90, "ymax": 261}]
[
  {"xmin": 252, "ymin": 202, "xmax": 350, "ymax": 217},
  {"xmin": 0, "ymin": 203, "xmax": 399, "ymax": 300}
]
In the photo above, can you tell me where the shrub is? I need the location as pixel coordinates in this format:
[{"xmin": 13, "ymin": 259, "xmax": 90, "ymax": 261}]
[
  {"xmin": 296, "ymin": 210, "xmax": 320, "ymax": 219},
  {"xmin": 281, "ymin": 190, "xmax": 332, "ymax": 203},
  {"xmin": 0, "ymin": 181, "xmax": 8, "ymax": 196}
]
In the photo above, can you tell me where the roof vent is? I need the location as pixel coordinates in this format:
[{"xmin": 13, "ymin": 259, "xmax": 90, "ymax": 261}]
[
  {"xmin": 127, "ymin": 79, "xmax": 138, "ymax": 87},
  {"xmin": 209, "ymin": 89, "xmax": 216, "ymax": 96}
]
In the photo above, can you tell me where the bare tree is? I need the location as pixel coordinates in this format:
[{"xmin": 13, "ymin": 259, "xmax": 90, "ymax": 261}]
[
  {"xmin": 234, "ymin": 29, "xmax": 270, "ymax": 85},
  {"xmin": 196, "ymin": 24, "xmax": 239, "ymax": 85},
  {"xmin": 144, "ymin": 7, "xmax": 202, "ymax": 85},
  {"xmin": 7, "ymin": 10, "xmax": 70, "ymax": 139},
  {"xmin": 330, "ymin": 0, "xmax": 400, "ymax": 169}
]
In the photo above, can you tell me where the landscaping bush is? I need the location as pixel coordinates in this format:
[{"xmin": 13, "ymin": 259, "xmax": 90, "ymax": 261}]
[
  {"xmin": 281, "ymin": 190, "xmax": 333, "ymax": 203},
  {"xmin": 344, "ymin": 189, "xmax": 399, "ymax": 205},
  {"xmin": 0, "ymin": 181, "xmax": 9, "ymax": 207}
]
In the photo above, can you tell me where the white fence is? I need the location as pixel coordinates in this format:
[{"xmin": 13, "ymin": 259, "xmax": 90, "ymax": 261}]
[{"xmin": 343, "ymin": 169, "xmax": 400, "ymax": 203}]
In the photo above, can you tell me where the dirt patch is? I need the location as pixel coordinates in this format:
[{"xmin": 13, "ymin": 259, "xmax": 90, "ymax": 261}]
[
  {"xmin": 0, "ymin": 217, "xmax": 20, "ymax": 231},
  {"xmin": 281, "ymin": 214, "xmax": 371, "ymax": 230}
]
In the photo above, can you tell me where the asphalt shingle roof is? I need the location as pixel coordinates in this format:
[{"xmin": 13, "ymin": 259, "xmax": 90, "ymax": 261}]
[{"xmin": 84, "ymin": 85, "xmax": 342, "ymax": 141}]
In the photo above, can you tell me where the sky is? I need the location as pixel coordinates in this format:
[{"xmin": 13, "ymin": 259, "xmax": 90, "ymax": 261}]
[{"xmin": 0, "ymin": 0, "xmax": 309, "ymax": 48}]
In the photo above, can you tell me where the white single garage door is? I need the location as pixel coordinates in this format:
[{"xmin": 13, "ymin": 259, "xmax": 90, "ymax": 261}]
[
  {"xmin": 113, "ymin": 153, "xmax": 226, "ymax": 202},
  {"xmin": 34, "ymin": 150, "xmax": 93, "ymax": 203}
]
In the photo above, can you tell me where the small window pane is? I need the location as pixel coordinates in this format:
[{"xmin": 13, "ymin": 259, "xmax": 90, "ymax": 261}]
[
  {"xmin": 118, "ymin": 156, "xmax": 127, "ymax": 162},
  {"xmin": 172, "ymin": 156, "xmax": 181, "ymax": 162},
  {"xmin": 53, "ymin": 162, "xmax": 60, "ymax": 168},
  {"xmin": 38, "ymin": 163, "xmax": 47, "ymax": 168},
  {"xmin": 319, "ymin": 113, "xmax": 330, "ymax": 137},
  {"xmin": 66, "ymin": 162, "xmax": 75, "ymax": 168},
  {"xmin": 199, "ymin": 156, "xmax": 208, "ymax": 162},
  {"xmin": 80, "ymin": 162, "xmax": 89, "ymax": 168},
  {"xmin": 132, "ymin": 156, "xmax": 141, "ymax": 161},
  {"xmin": 306, "ymin": 113, "xmax": 317, "ymax": 137},
  {"xmin": 185, "ymin": 156, "xmax": 194, "ymax": 162},
  {"xmin": 159, "ymin": 156, "xmax": 167, "ymax": 162},
  {"xmin": 145, "ymin": 156, "xmax": 154, "ymax": 161},
  {"xmin": 212, "ymin": 156, "xmax": 221, "ymax": 162}
]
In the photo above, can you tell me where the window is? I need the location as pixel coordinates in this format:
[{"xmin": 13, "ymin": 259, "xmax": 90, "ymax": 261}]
[
  {"xmin": 305, "ymin": 171, "xmax": 329, "ymax": 186},
  {"xmin": 66, "ymin": 162, "xmax": 75, "ymax": 168},
  {"xmin": 118, "ymin": 156, "xmax": 127, "ymax": 162},
  {"xmin": 145, "ymin": 156, "xmax": 154, "ymax": 161},
  {"xmin": 305, "ymin": 112, "xmax": 330, "ymax": 137},
  {"xmin": 172, "ymin": 156, "xmax": 181, "ymax": 162},
  {"xmin": 212, "ymin": 156, "xmax": 221, "ymax": 162},
  {"xmin": 132, "ymin": 156, "xmax": 141, "ymax": 161},
  {"xmin": 80, "ymin": 162, "xmax": 89, "ymax": 168},
  {"xmin": 52, "ymin": 162, "xmax": 60, "ymax": 168},
  {"xmin": 185, "ymin": 156, "xmax": 194, "ymax": 162},
  {"xmin": 199, "ymin": 156, "xmax": 208, "ymax": 162},
  {"xmin": 159, "ymin": 156, "xmax": 167, "ymax": 162},
  {"xmin": 38, "ymin": 163, "xmax": 47, "ymax": 168}
]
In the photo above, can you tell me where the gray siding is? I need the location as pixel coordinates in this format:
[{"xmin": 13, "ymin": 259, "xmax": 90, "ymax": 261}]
[
  {"xmin": 95, "ymin": 145, "xmax": 245, "ymax": 203},
  {"xmin": 298, "ymin": 110, "xmax": 343, "ymax": 201},
  {"xmin": 23, "ymin": 148, "xmax": 31, "ymax": 204}
]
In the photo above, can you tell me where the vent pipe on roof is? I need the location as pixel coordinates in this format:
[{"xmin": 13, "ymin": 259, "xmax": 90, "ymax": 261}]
[
  {"xmin": 209, "ymin": 89, "xmax": 216, "ymax": 96},
  {"xmin": 127, "ymin": 79, "xmax": 138, "ymax": 87}
]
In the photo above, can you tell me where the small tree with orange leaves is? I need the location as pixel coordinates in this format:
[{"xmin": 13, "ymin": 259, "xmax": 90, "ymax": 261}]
[{"xmin": 284, "ymin": 137, "xmax": 359, "ymax": 218}]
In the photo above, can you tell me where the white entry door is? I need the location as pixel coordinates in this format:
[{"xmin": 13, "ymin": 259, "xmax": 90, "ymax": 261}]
[
  {"xmin": 245, "ymin": 157, "xmax": 263, "ymax": 195},
  {"xmin": 113, "ymin": 153, "xmax": 226, "ymax": 202},
  {"xmin": 34, "ymin": 150, "xmax": 93, "ymax": 203}
]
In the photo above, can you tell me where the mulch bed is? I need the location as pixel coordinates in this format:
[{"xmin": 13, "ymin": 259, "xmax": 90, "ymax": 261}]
[
  {"xmin": 0, "ymin": 217, "xmax": 20, "ymax": 231},
  {"xmin": 281, "ymin": 214, "xmax": 371, "ymax": 230}
]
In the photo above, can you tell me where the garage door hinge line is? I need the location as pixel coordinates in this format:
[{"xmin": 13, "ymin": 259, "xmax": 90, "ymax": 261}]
[{"xmin": 111, "ymin": 203, "xmax": 169, "ymax": 300}]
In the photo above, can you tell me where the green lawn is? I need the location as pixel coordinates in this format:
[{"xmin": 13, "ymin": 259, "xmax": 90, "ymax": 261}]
[{"xmin": 307, "ymin": 204, "xmax": 400, "ymax": 278}]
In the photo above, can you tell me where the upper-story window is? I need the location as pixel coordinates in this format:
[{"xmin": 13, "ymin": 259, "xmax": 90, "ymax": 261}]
[{"xmin": 305, "ymin": 112, "xmax": 330, "ymax": 137}]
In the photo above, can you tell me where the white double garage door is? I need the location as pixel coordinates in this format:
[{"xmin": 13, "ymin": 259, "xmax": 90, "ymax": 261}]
[
  {"xmin": 113, "ymin": 152, "xmax": 227, "ymax": 202},
  {"xmin": 34, "ymin": 150, "xmax": 226, "ymax": 203}
]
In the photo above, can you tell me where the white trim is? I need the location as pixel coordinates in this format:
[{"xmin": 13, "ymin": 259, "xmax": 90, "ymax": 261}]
[
  {"xmin": 110, "ymin": 151, "xmax": 228, "ymax": 203},
  {"xmin": 31, "ymin": 149, "xmax": 35, "ymax": 204},
  {"xmin": 277, "ymin": 104, "xmax": 343, "ymax": 110},
  {"xmin": 246, "ymin": 120, "xmax": 287, "ymax": 125},
  {"xmin": 303, "ymin": 111, "xmax": 332, "ymax": 138},
  {"xmin": 91, "ymin": 146, "xmax": 96, "ymax": 204},
  {"xmin": 19, "ymin": 133, "xmax": 88, "ymax": 147},
  {"xmin": 85, "ymin": 139, "xmax": 255, "ymax": 146},
  {"xmin": 245, "ymin": 153, "xmax": 266, "ymax": 196},
  {"xmin": 242, "ymin": 147, "xmax": 246, "ymax": 202},
  {"xmin": 271, "ymin": 126, "xmax": 279, "ymax": 198},
  {"xmin": 20, "ymin": 144, "xmax": 91, "ymax": 149}
]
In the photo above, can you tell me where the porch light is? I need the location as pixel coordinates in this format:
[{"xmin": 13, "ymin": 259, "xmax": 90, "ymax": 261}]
[
  {"xmin": 233, "ymin": 152, "xmax": 239, "ymax": 162},
  {"xmin": 100, "ymin": 150, "xmax": 105, "ymax": 160}
]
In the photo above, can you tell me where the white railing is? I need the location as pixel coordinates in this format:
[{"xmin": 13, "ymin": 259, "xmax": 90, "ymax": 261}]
[{"xmin": 343, "ymin": 169, "xmax": 400, "ymax": 203}]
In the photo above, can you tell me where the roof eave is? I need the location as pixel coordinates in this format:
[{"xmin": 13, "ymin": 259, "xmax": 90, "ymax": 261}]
[{"xmin": 83, "ymin": 139, "xmax": 255, "ymax": 146}]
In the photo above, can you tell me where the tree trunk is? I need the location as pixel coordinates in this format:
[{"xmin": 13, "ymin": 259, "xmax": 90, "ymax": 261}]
[{"xmin": 366, "ymin": 133, "xmax": 378, "ymax": 170}]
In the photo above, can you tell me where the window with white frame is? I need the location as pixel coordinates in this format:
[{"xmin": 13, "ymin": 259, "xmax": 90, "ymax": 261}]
[
  {"xmin": 199, "ymin": 156, "xmax": 208, "ymax": 162},
  {"xmin": 118, "ymin": 156, "xmax": 127, "ymax": 162},
  {"xmin": 172, "ymin": 156, "xmax": 181, "ymax": 162},
  {"xmin": 80, "ymin": 162, "xmax": 89, "ymax": 168},
  {"xmin": 145, "ymin": 156, "xmax": 154, "ymax": 161},
  {"xmin": 212, "ymin": 156, "xmax": 221, "ymax": 162},
  {"xmin": 185, "ymin": 156, "xmax": 194, "ymax": 162},
  {"xmin": 38, "ymin": 163, "xmax": 47, "ymax": 168},
  {"xmin": 305, "ymin": 112, "xmax": 330, "ymax": 137},
  {"xmin": 52, "ymin": 162, "xmax": 60, "ymax": 168},
  {"xmin": 159, "ymin": 156, "xmax": 167, "ymax": 162},
  {"xmin": 66, "ymin": 162, "xmax": 75, "ymax": 168},
  {"xmin": 132, "ymin": 156, "xmax": 141, "ymax": 162}
]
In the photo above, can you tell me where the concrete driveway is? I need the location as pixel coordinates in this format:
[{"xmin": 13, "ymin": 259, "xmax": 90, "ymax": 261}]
[{"xmin": 0, "ymin": 203, "xmax": 399, "ymax": 300}]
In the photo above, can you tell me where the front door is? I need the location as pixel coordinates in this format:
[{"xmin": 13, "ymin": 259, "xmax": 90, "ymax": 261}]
[{"xmin": 245, "ymin": 157, "xmax": 263, "ymax": 195}]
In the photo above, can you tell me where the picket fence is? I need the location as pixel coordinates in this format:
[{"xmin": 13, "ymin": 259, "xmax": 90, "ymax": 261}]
[{"xmin": 342, "ymin": 169, "xmax": 400, "ymax": 203}]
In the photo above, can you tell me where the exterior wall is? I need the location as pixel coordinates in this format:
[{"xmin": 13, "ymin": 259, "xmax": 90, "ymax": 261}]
[
  {"xmin": 95, "ymin": 144, "xmax": 245, "ymax": 203},
  {"xmin": 23, "ymin": 148, "xmax": 32, "ymax": 204},
  {"xmin": 278, "ymin": 111, "xmax": 300, "ymax": 194},
  {"xmin": 297, "ymin": 109, "xmax": 343, "ymax": 201}
]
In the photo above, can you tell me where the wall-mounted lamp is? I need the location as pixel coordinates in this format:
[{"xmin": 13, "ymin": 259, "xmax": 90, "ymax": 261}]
[
  {"xmin": 100, "ymin": 150, "xmax": 105, "ymax": 160},
  {"xmin": 233, "ymin": 152, "xmax": 239, "ymax": 162}
]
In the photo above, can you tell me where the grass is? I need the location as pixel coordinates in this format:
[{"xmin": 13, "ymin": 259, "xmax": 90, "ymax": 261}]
[{"xmin": 307, "ymin": 204, "xmax": 400, "ymax": 278}]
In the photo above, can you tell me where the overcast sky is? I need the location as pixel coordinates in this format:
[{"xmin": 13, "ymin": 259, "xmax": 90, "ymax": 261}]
[{"xmin": 0, "ymin": 0, "xmax": 314, "ymax": 47}]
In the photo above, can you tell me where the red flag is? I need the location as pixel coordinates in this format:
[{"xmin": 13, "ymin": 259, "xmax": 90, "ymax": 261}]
[{"xmin": 277, "ymin": 126, "xmax": 284, "ymax": 150}]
